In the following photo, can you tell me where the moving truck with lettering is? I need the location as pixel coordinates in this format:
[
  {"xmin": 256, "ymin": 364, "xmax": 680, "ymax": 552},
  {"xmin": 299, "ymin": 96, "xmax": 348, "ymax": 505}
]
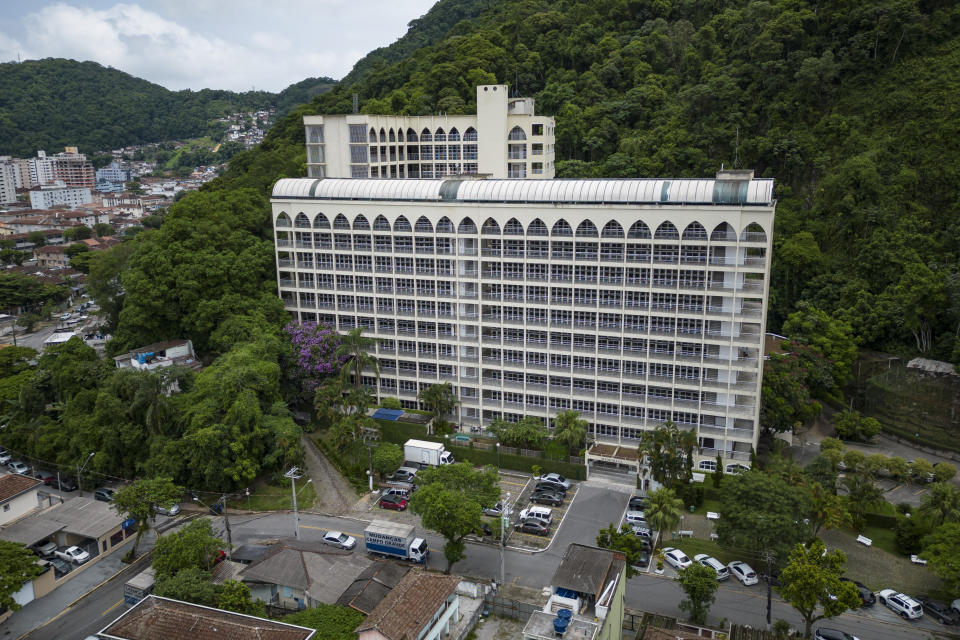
[{"xmin": 363, "ymin": 520, "xmax": 429, "ymax": 563}]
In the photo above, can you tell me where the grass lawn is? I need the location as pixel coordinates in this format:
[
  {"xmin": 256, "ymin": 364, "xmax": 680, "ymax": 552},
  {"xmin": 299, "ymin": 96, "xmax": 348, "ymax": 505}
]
[{"xmin": 227, "ymin": 482, "xmax": 316, "ymax": 511}]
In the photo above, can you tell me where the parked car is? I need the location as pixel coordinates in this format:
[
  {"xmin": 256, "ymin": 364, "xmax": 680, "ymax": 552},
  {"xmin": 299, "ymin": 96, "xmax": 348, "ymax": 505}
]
[
  {"xmin": 482, "ymin": 502, "xmax": 503, "ymax": 517},
  {"xmin": 838, "ymin": 578, "xmax": 874, "ymax": 606},
  {"xmin": 693, "ymin": 554, "xmax": 729, "ymax": 580},
  {"xmin": 154, "ymin": 503, "xmax": 181, "ymax": 516},
  {"xmin": 55, "ymin": 546, "xmax": 90, "ymax": 564},
  {"xmin": 916, "ymin": 596, "xmax": 959, "ymax": 625},
  {"xmin": 32, "ymin": 539, "xmax": 57, "ymax": 558},
  {"xmin": 623, "ymin": 510, "xmax": 646, "ymax": 526},
  {"xmin": 530, "ymin": 490, "xmax": 564, "ymax": 506},
  {"xmin": 94, "ymin": 488, "xmax": 115, "ymax": 502},
  {"xmin": 379, "ymin": 494, "xmax": 408, "ymax": 511},
  {"xmin": 814, "ymin": 629, "xmax": 859, "ymax": 640},
  {"xmin": 381, "ymin": 487, "xmax": 411, "ymax": 500},
  {"xmin": 60, "ymin": 313, "xmax": 72, "ymax": 321},
  {"xmin": 34, "ymin": 470, "xmax": 56, "ymax": 485},
  {"xmin": 728, "ymin": 561, "xmax": 759, "ymax": 586},
  {"xmin": 515, "ymin": 519, "xmax": 549, "ymax": 536},
  {"xmin": 389, "ymin": 467, "xmax": 418, "ymax": 483},
  {"xmin": 635, "ymin": 548, "xmax": 651, "ymax": 569},
  {"xmin": 876, "ymin": 589, "xmax": 923, "ymax": 619},
  {"xmin": 953, "ymin": 598, "xmax": 960, "ymax": 617},
  {"xmin": 519, "ymin": 506, "xmax": 552, "ymax": 525},
  {"xmin": 628, "ymin": 496, "xmax": 647, "ymax": 511},
  {"xmin": 535, "ymin": 480, "xmax": 566, "ymax": 495},
  {"xmin": 539, "ymin": 473, "xmax": 571, "ymax": 489},
  {"xmin": 631, "ymin": 525, "xmax": 652, "ymax": 541},
  {"xmin": 0, "ymin": 448, "xmax": 10, "ymax": 465},
  {"xmin": 8, "ymin": 460, "xmax": 29, "ymax": 475},
  {"xmin": 52, "ymin": 476, "xmax": 77, "ymax": 492},
  {"xmin": 661, "ymin": 547, "xmax": 692, "ymax": 570},
  {"xmin": 322, "ymin": 531, "xmax": 357, "ymax": 550}
]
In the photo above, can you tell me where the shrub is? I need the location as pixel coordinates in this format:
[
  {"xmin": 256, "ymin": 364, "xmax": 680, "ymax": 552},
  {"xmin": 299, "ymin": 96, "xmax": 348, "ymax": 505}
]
[
  {"xmin": 380, "ymin": 397, "xmax": 402, "ymax": 410},
  {"xmin": 894, "ymin": 516, "xmax": 928, "ymax": 555}
]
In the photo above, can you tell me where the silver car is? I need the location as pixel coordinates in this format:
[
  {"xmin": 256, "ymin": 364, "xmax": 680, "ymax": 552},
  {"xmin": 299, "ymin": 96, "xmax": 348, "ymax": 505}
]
[{"xmin": 322, "ymin": 531, "xmax": 356, "ymax": 550}]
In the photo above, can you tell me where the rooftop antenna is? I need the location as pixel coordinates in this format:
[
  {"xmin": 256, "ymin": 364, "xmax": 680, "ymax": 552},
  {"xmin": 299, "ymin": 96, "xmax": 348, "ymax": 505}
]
[
  {"xmin": 352, "ymin": 93, "xmax": 359, "ymax": 114},
  {"xmin": 733, "ymin": 126, "xmax": 742, "ymax": 169}
]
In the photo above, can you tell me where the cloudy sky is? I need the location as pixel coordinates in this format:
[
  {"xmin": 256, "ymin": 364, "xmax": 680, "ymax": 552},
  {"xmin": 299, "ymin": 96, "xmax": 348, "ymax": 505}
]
[{"xmin": 0, "ymin": 1, "xmax": 438, "ymax": 92}]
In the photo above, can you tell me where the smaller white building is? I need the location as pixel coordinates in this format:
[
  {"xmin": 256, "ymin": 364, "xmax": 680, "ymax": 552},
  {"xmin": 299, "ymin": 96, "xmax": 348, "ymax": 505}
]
[
  {"xmin": 0, "ymin": 474, "xmax": 43, "ymax": 526},
  {"xmin": 29, "ymin": 183, "xmax": 92, "ymax": 210},
  {"xmin": 0, "ymin": 161, "xmax": 17, "ymax": 205},
  {"xmin": 355, "ymin": 571, "xmax": 461, "ymax": 640}
]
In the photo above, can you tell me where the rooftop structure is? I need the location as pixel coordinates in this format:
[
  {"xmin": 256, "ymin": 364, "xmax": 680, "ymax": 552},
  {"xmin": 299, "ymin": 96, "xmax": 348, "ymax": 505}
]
[
  {"xmin": 304, "ymin": 85, "xmax": 555, "ymax": 180},
  {"xmin": 113, "ymin": 340, "xmax": 200, "ymax": 372},
  {"xmin": 355, "ymin": 570, "xmax": 461, "ymax": 640}
]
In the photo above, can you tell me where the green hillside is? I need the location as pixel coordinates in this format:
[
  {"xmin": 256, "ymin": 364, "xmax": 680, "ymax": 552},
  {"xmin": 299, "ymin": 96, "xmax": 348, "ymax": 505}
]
[
  {"xmin": 0, "ymin": 58, "xmax": 335, "ymax": 155},
  {"xmin": 214, "ymin": 0, "xmax": 960, "ymax": 365}
]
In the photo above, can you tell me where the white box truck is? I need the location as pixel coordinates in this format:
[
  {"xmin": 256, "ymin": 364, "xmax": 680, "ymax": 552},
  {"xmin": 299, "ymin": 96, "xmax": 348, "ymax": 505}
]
[
  {"xmin": 363, "ymin": 520, "xmax": 429, "ymax": 563},
  {"xmin": 403, "ymin": 439, "xmax": 453, "ymax": 467}
]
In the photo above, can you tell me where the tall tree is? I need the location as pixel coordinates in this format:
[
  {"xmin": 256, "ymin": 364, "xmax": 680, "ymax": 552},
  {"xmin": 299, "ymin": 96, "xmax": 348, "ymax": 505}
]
[
  {"xmin": 111, "ymin": 477, "xmax": 183, "ymax": 559},
  {"xmin": 152, "ymin": 519, "xmax": 224, "ymax": 579},
  {"xmin": 552, "ymin": 409, "xmax": 588, "ymax": 452},
  {"xmin": 645, "ymin": 487, "xmax": 683, "ymax": 548},
  {"xmin": 639, "ymin": 422, "xmax": 697, "ymax": 488},
  {"xmin": 596, "ymin": 524, "xmax": 648, "ymax": 578},
  {"xmin": 419, "ymin": 382, "xmax": 458, "ymax": 432},
  {"xmin": 0, "ymin": 540, "xmax": 43, "ymax": 613},
  {"xmin": 677, "ymin": 563, "xmax": 720, "ymax": 624},
  {"xmin": 842, "ymin": 475, "xmax": 885, "ymax": 528},
  {"xmin": 921, "ymin": 523, "xmax": 960, "ymax": 593},
  {"xmin": 777, "ymin": 540, "xmax": 861, "ymax": 638},
  {"xmin": 334, "ymin": 327, "xmax": 379, "ymax": 391},
  {"xmin": 918, "ymin": 482, "xmax": 960, "ymax": 527}
]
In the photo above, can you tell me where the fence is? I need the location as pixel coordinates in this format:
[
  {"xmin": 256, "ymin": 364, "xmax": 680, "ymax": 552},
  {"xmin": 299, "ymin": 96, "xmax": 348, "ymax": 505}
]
[{"xmin": 483, "ymin": 594, "xmax": 540, "ymax": 621}]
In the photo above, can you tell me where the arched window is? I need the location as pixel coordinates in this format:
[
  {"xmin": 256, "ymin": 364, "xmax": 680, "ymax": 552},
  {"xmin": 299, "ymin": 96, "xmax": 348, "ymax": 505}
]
[
  {"xmin": 654, "ymin": 221, "xmax": 679, "ymax": 239},
  {"xmin": 601, "ymin": 221, "xmax": 624, "ymax": 238},
  {"xmin": 314, "ymin": 213, "xmax": 330, "ymax": 229},
  {"xmin": 415, "ymin": 216, "xmax": 433, "ymax": 233},
  {"xmin": 552, "ymin": 219, "xmax": 573, "ymax": 236},
  {"xmin": 394, "ymin": 216, "xmax": 412, "ymax": 233},
  {"xmin": 682, "ymin": 222, "xmax": 707, "ymax": 240},
  {"xmin": 436, "ymin": 216, "xmax": 454, "ymax": 233},
  {"xmin": 368, "ymin": 128, "xmax": 377, "ymax": 143},
  {"xmin": 507, "ymin": 126, "xmax": 527, "ymax": 140},
  {"xmin": 481, "ymin": 218, "xmax": 501, "ymax": 235},
  {"xmin": 698, "ymin": 459, "xmax": 717, "ymax": 472},
  {"xmin": 464, "ymin": 127, "xmax": 478, "ymax": 142},
  {"xmin": 741, "ymin": 222, "xmax": 768, "ymax": 243},
  {"xmin": 576, "ymin": 220, "xmax": 599, "ymax": 237},
  {"xmin": 421, "ymin": 128, "xmax": 432, "ymax": 143},
  {"xmin": 627, "ymin": 221, "xmax": 651, "ymax": 238},
  {"xmin": 353, "ymin": 214, "xmax": 370, "ymax": 230},
  {"xmin": 373, "ymin": 215, "xmax": 391, "ymax": 231},
  {"xmin": 294, "ymin": 212, "xmax": 311, "ymax": 229},
  {"xmin": 435, "ymin": 127, "xmax": 446, "ymax": 142},
  {"xmin": 275, "ymin": 212, "xmax": 291, "ymax": 227},
  {"xmin": 406, "ymin": 128, "xmax": 418, "ymax": 142},
  {"xmin": 388, "ymin": 128, "xmax": 396, "ymax": 142},
  {"xmin": 504, "ymin": 218, "xmax": 524, "ymax": 235},
  {"xmin": 458, "ymin": 217, "xmax": 477, "ymax": 234},
  {"xmin": 710, "ymin": 222, "xmax": 735, "ymax": 242},
  {"xmin": 334, "ymin": 214, "xmax": 350, "ymax": 230},
  {"xmin": 448, "ymin": 127, "xmax": 460, "ymax": 142},
  {"xmin": 379, "ymin": 128, "xmax": 386, "ymax": 143},
  {"xmin": 527, "ymin": 218, "xmax": 548, "ymax": 236}
]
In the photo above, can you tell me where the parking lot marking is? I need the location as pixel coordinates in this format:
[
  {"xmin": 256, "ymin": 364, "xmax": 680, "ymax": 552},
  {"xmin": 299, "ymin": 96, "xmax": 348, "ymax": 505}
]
[
  {"xmin": 502, "ymin": 480, "xmax": 527, "ymax": 487},
  {"xmin": 913, "ymin": 487, "xmax": 927, "ymax": 495},
  {"xmin": 102, "ymin": 599, "xmax": 124, "ymax": 617}
]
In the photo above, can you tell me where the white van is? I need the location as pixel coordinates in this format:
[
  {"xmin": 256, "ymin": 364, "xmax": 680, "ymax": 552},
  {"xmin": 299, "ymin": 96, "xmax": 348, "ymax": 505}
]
[{"xmin": 519, "ymin": 506, "xmax": 553, "ymax": 525}]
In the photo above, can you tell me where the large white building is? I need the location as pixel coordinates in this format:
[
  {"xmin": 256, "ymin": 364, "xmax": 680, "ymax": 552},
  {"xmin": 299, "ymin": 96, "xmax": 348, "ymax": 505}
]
[
  {"xmin": 303, "ymin": 85, "xmax": 555, "ymax": 180},
  {"xmin": 271, "ymin": 172, "xmax": 775, "ymax": 474},
  {"xmin": 29, "ymin": 182, "xmax": 93, "ymax": 210},
  {"xmin": 0, "ymin": 161, "xmax": 16, "ymax": 205}
]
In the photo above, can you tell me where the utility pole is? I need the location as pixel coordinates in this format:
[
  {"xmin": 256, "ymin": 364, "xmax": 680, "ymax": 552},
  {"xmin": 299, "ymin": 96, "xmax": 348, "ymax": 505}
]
[
  {"xmin": 221, "ymin": 494, "xmax": 233, "ymax": 559},
  {"xmin": 77, "ymin": 451, "xmax": 94, "ymax": 497},
  {"xmin": 763, "ymin": 549, "xmax": 776, "ymax": 631},
  {"xmin": 499, "ymin": 492, "xmax": 511, "ymax": 587},
  {"xmin": 285, "ymin": 467, "xmax": 303, "ymax": 540}
]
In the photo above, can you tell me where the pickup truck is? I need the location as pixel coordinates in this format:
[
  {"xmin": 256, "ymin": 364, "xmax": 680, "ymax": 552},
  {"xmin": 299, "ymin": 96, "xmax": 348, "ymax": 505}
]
[{"xmin": 55, "ymin": 546, "xmax": 90, "ymax": 564}]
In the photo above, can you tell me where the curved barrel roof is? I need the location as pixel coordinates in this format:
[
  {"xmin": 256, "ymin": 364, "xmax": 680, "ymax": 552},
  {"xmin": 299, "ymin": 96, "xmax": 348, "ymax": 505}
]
[{"xmin": 272, "ymin": 177, "xmax": 774, "ymax": 206}]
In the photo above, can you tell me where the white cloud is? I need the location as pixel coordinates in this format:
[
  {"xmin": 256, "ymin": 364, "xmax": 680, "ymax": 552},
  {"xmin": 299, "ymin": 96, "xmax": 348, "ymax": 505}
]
[{"xmin": 0, "ymin": 1, "xmax": 437, "ymax": 91}]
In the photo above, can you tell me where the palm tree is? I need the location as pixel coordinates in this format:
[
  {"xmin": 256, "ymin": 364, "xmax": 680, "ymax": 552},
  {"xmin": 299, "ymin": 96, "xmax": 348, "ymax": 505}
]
[
  {"xmin": 639, "ymin": 422, "xmax": 698, "ymax": 488},
  {"xmin": 419, "ymin": 382, "xmax": 458, "ymax": 433},
  {"xmin": 919, "ymin": 482, "xmax": 960, "ymax": 527},
  {"xmin": 646, "ymin": 487, "xmax": 684, "ymax": 548},
  {"xmin": 335, "ymin": 327, "xmax": 379, "ymax": 391},
  {"xmin": 552, "ymin": 409, "xmax": 587, "ymax": 453},
  {"xmin": 842, "ymin": 475, "xmax": 885, "ymax": 526}
]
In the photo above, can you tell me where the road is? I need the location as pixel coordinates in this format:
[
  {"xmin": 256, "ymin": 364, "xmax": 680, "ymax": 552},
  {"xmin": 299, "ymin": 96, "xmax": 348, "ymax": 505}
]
[{"xmin": 26, "ymin": 485, "xmax": 957, "ymax": 640}]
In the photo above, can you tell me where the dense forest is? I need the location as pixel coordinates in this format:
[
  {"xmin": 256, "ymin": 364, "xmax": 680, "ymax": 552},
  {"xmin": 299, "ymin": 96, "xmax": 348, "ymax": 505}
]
[
  {"xmin": 0, "ymin": 59, "xmax": 335, "ymax": 156},
  {"xmin": 2, "ymin": 0, "xmax": 960, "ymax": 491}
]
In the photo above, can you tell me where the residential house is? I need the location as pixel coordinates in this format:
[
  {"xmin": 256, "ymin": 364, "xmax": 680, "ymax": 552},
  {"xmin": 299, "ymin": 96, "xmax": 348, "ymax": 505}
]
[
  {"xmin": 0, "ymin": 473, "xmax": 43, "ymax": 526},
  {"xmin": 95, "ymin": 595, "xmax": 316, "ymax": 640},
  {"xmin": 113, "ymin": 340, "xmax": 201, "ymax": 373},
  {"xmin": 336, "ymin": 559, "xmax": 410, "ymax": 615},
  {"xmin": 524, "ymin": 544, "xmax": 627, "ymax": 640},
  {"xmin": 355, "ymin": 571, "xmax": 461, "ymax": 640},
  {"xmin": 34, "ymin": 245, "xmax": 69, "ymax": 268}
]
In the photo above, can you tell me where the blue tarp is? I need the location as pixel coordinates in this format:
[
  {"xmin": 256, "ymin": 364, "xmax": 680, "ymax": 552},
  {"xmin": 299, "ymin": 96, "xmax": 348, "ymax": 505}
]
[{"xmin": 372, "ymin": 409, "xmax": 404, "ymax": 421}]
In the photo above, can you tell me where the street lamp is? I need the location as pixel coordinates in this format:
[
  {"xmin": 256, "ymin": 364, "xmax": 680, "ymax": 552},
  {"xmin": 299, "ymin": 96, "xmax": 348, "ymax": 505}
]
[
  {"xmin": 495, "ymin": 442, "xmax": 500, "ymax": 468},
  {"xmin": 499, "ymin": 491, "xmax": 511, "ymax": 586},
  {"xmin": 285, "ymin": 467, "xmax": 311, "ymax": 540},
  {"xmin": 77, "ymin": 452, "xmax": 94, "ymax": 497}
]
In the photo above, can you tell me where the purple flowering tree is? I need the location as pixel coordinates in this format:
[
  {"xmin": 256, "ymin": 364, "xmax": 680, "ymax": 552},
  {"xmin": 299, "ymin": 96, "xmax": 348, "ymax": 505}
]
[{"xmin": 285, "ymin": 321, "xmax": 344, "ymax": 396}]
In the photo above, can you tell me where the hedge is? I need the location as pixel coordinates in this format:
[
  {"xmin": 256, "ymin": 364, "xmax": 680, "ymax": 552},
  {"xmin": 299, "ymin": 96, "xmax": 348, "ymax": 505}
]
[{"xmin": 374, "ymin": 419, "xmax": 586, "ymax": 480}]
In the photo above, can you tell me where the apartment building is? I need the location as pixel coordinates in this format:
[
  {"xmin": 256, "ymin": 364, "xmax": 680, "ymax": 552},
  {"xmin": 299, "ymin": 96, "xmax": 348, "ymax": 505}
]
[
  {"xmin": 304, "ymin": 85, "xmax": 555, "ymax": 180},
  {"xmin": 271, "ymin": 172, "xmax": 774, "ymax": 472},
  {"xmin": 29, "ymin": 182, "xmax": 93, "ymax": 210},
  {"xmin": 50, "ymin": 148, "xmax": 95, "ymax": 189},
  {"xmin": 0, "ymin": 161, "xmax": 16, "ymax": 205}
]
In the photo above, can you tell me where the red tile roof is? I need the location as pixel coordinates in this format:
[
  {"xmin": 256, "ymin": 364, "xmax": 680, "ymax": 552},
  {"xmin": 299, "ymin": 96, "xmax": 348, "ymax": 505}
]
[
  {"xmin": 0, "ymin": 473, "xmax": 42, "ymax": 504},
  {"xmin": 355, "ymin": 571, "xmax": 459, "ymax": 640}
]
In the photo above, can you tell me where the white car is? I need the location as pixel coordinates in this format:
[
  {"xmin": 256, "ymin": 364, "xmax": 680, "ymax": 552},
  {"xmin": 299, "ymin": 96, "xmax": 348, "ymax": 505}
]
[
  {"xmin": 519, "ymin": 506, "xmax": 553, "ymax": 525},
  {"xmin": 694, "ymin": 554, "xmax": 729, "ymax": 580},
  {"xmin": 0, "ymin": 449, "xmax": 11, "ymax": 465},
  {"xmin": 154, "ymin": 503, "xmax": 181, "ymax": 516},
  {"xmin": 540, "ymin": 473, "xmax": 571, "ymax": 489},
  {"xmin": 728, "ymin": 560, "xmax": 759, "ymax": 585},
  {"xmin": 55, "ymin": 546, "xmax": 90, "ymax": 564},
  {"xmin": 623, "ymin": 510, "xmax": 646, "ymax": 526},
  {"xmin": 322, "ymin": 531, "xmax": 356, "ymax": 550},
  {"xmin": 8, "ymin": 460, "xmax": 29, "ymax": 475},
  {"xmin": 662, "ymin": 547, "xmax": 692, "ymax": 570},
  {"xmin": 877, "ymin": 589, "xmax": 923, "ymax": 620}
]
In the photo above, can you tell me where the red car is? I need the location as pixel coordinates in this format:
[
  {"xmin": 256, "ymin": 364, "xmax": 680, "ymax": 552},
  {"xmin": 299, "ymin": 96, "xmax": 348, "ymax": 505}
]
[{"xmin": 379, "ymin": 494, "xmax": 408, "ymax": 511}]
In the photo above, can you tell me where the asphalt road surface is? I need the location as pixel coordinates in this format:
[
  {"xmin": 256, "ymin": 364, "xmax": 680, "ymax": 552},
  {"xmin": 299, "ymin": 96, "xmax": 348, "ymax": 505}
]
[{"xmin": 26, "ymin": 485, "xmax": 956, "ymax": 640}]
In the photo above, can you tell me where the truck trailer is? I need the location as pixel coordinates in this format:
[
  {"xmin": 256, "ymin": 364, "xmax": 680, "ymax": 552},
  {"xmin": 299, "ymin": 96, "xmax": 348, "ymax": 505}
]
[
  {"xmin": 403, "ymin": 439, "xmax": 454, "ymax": 467},
  {"xmin": 363, "ymin": 520, "xmax": 429, "ymax": 563}
]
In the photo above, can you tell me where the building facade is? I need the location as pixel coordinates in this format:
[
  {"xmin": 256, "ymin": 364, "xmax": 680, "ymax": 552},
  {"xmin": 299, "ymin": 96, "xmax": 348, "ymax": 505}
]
[
  {"xmin": 29, "ymin": 183, "xmax": 93, "ymax": 210},
  {"xmin": 50, "ymin": 148, "xmax": 95, "ymax": 189},
  {"xmin": 304, "ymin": 85, "xmax": 555, "ymax": 181},
  {"xmin": 271, "ymin": 173, "xmax": 774, "ymax": 470},
  {"xmin": 0, "ymin": 161, "xmax": 16, "ymax": 205}
]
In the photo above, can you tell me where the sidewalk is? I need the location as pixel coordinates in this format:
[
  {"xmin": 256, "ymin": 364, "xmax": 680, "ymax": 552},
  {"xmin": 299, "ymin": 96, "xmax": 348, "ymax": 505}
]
[{"xmin": 0, "ymin": 530, "xmax": 156, "ymax": 639}]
